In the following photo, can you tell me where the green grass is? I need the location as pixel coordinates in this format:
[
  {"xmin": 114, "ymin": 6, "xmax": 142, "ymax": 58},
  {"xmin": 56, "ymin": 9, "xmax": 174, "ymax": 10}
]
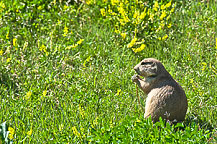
[{"xmin": 0, "ymin": 0, "xmax": 216, "ymax": 143}]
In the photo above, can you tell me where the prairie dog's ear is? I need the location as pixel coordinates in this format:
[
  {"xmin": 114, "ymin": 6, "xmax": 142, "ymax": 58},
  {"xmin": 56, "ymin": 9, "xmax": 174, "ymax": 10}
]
[
  {"xmin": 152, "ymin": 62, "xmax": 157, "ymax": 72},
  {"xmin": 141, "ymin": 61, "xmax": 153, "ymax": 66}
]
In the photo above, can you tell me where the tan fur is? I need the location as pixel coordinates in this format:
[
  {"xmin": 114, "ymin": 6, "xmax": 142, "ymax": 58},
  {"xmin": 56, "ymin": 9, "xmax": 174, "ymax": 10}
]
[{"xmin": 132, "ymin": 58, "xmax": 188, "ymax": 123}]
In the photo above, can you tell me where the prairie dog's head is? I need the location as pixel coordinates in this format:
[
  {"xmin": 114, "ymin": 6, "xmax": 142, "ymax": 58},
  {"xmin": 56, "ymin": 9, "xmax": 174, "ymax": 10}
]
[{"xmin": 133, "ymin": 58, "xmax": 168, "ymax": 80}]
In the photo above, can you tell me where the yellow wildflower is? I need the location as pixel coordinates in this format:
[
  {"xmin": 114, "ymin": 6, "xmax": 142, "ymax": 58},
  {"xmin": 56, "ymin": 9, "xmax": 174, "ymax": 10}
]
[
  {"xmin": 110, "ymin": 119, "xmax": 114, "ymax": 128},
  {"xmin": 39, "ymin": 44, "xmax": 47, "ymax": 53},
  {"xmin": 83, "ymin": 56, "xmax": 91, "ymax": 67},
  {"xmin": 100, "ymin": 8, "xmax": 106, "ymax": 16},
  {"xmin": 8, "ymin": 127, "xmax": 15, "ymax": 140},
  {"xmin": 6, "ymin": 31, "xmax": 9, "ymax": 39},
  {"xmin": 136, "ymin": 119, "xmax": 141, "ymax": 123},
  {"xmin": 190, "ymin": 78, "xmax": 194, "ymax": 84},
  {"xmin": 13, "ymin": 38, "xmax": 17, "ymax": 46},
  {"xmin": 77, "ymin": 39, "xmax": 84, "ymax": 45},
  {"xmin": 27, "ymin": 128, "xmax": 33, "ymax": 136},
  {"xmin": 63, "ymin": 26, "xmax": 69, "ymax": 37},
  {"xmin": 120, "ymin": 33, "xmax": 126, "ymax": 40},
  {"xmin": 92, "ymin": 116, "xmax": 98, "ymax": 127},
  {"xmin": 108, "ymin": 8, "xmax": 112, "ymax": 14},
  {"xmin": 64, "ymin": 5, "xmax": 68, "ymax": 10},
  {"xmin": 167, "ymin": 23, "xmax": 172, "ymax": 28},
  {"xmin": 132, "ymin": 44, "xmax": 146, "ymax": 53},
  {"xmin": 7, "ymin": 58, "xmax": 11, "ymax": 63},
  {"xmin": 140, "ymin": 8, "xmax": 147, "ymax": 20},
  {"xmin": 215, "ymin": 38, "xmax": 217, "ymax": 49},
  {"xmin": 0, "ymin": 1, "xmax": 5, "ymax": 9},
  {"xmin": 153, "ymin": 1, "xmax": 159, "ymax": 11},
  {"xmin": 134, "ymin": 28, "xmax": 138, "ymax": 34},
  {"xmin": 116, "ymin": 89, "xmax": 121, "ymax": 96},
  {"xmin": 133, "ymin": 10, "xmax": 140, "ymax": 19},
  {"xmin": 38, "ymin": 6, "xmax": 42, "ymax": 10},
  {"xmin": 79, "ymin": 105, "xmax": 85, "ymax": 119},
  {"xmin": 57, "ymin": 20, "xmax": 61, "ymax": 25},
  {"xmin": 161, "ymin": 4, "xmax": 166, "ymax": 10},
  {"xmin": 165, "ymin": 1, "xmax": 172, "ymax": 8},
  {"xmin": 170, "ymin": 7, "xmax": 175, "ymax": 13},
  {"xmin": 127, "ymin": 36, "xmax": 137, "ymax": 48},
  {"xmin": 158, "ymin": 35, "xmax": 168, "ymax": 41},
  {"xmin": 86, "ymin": 0, "xmax": 92, "ymax": 5},
  {"xmin": 25, "ymin": 91, "xmax": 32, "ymax": 100},
  {"xmin": 162, "ymin": 34, "xmax": 168, "ymax": 40},
  {"xmin": 111, "ymin": 0, "xmax": 119, "ymax": 5},
  {"xmin": 156, "ymin": 26, "xmax": 162, "ymax": 32},
  {"xmin": 160, "ymin": 11, "xmax": 166, "ymax": 20},
  {"xmin": 123, "ymin": 16, "xmax": 129, "ymax": 23},
  {"xmin": 199, "ymin": 90, "xmax": 204, "ymax": 96},
  {"xmin": 72, "ymin": 126, "xmax": 81, "ymax": 137},
  {"xmin": 43, "ymin": 90, "xmax": 47, "ymax": 97},
  {"xmin": 118, "ymin": 3, "xmax": 129, "ymax": 23},
  {"xmin": 115, "ymin": 29, "xmax": 120, "ymax": 34},
  {"xmin": 0, "ymin": 49, "xmax": 3, "ymax": 55},
  {"xmin": 167, "ymin": 15, "xmax": 171, "ymax": 20},
  {"xmin": 53, "ymin": 0, "xmax": 56, "ymax": 5},
  {"xmin": 201, "ymin": 62, "xmax": 207, "ymax": 71},
  {"xmin": 187, "ymin": 54, "xmax": 192, "ymax": 61},
  {"xmin": 119, "ymin": 18, "xmax": 125, "ymax": 26},
  {"xmin": 65, "ymin": 44, "xmax": 78, "ymax": 49},
  {"xmin": 111, "ymin": 11, "xmax": 117, "ymax": 16}
]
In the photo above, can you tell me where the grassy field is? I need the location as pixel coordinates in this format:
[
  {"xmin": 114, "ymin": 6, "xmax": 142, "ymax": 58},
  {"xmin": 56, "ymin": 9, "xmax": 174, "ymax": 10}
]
[{"xmin": 0, "ymin": 0, "xmax": 216, "ymax": 143}]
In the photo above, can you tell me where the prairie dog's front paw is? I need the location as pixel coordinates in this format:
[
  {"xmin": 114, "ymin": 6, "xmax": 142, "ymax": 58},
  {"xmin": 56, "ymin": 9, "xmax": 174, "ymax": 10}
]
[{"xmin": 132, "ymin": 75, "xmax": 139, "ymax": 82}]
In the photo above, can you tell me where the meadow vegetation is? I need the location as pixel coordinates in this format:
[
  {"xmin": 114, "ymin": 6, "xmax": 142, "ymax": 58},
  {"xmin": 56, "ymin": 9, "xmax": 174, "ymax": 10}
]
[{"xmin": 0, "ymin": 0, "xmax": 216, "ymax": 143}]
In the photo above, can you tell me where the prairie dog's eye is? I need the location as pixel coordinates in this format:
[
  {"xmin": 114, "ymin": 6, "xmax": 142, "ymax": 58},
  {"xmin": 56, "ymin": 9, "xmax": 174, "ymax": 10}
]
[
  {"xmin": 141, "ymin": 61, "xmax": 153, "ymax": 65},
  {"xmin": 141, "ymin": 62, "xmax": 146, "ymax": 65}
]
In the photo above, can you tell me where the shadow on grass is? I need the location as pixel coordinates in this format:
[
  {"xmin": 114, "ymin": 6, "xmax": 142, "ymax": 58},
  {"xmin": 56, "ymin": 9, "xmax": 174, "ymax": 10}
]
[
  {"xmin": 0, "ymin": 72, "xmax": 19, "ymax": 97},
  {"xmin": 185, "ymin": 114, "xmax": 214, "ymax": 131},
  {"xmin": 184, "ymin": 114, "xmax": 216, "ymax": 143}
]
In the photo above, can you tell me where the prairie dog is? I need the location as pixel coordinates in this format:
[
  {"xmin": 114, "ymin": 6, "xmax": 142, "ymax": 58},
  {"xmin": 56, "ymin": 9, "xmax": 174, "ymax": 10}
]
[{"xmin": 132, "ymin": 58, "xmax": 188, "ymax": 123}]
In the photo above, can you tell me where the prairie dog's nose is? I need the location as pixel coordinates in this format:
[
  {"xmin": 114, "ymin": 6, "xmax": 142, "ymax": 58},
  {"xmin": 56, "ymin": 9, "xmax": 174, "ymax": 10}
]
[{"xmin": 134, "ymin": 64, "xmax": 139, "ymax": 72}]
